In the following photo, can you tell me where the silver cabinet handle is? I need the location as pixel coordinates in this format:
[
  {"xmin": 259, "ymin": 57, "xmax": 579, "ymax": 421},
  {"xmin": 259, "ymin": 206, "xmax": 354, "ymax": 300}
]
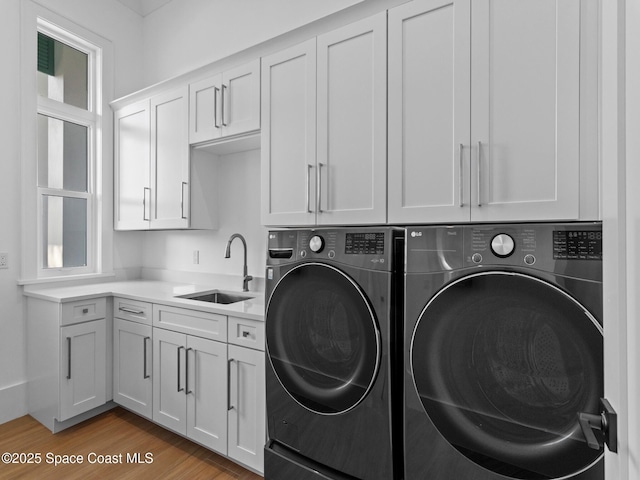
[
  {"xmin": 214, "ymin": 86, "xmax": 221, "ymax": 129},
  {"xmin": 477, "ymin": 141, "xmax": 482, "ymax": 207},
  {"xmin": 181, "ymin": 182, "xmax": 188, "ymax": 219},
  {"xmin": 177, "ymin": 346, "xmax": 184, "ymax": 392},
  {"xmin": 66, "ymin": 337, "xmax": 72, "ymax": 380},
  {"xmin": 185, "ymin": 348, "xmax": 193, "ymax": 395},
  {"xmin": 143, "ymin": 336, "xmax": 151, "ymax": 379},
  {"xmin": 143, "ymin": 187, "xmax": 151, "ymax": 221},
  {"xmin": 306, "ymin": 165, "xmax": 313, "ymax": 213},
  {"xmin": 221, "ymin": 84, "xmax": 228, "ymax": 127},
  {"xmin": 227, "ymin": 358, "xmax": 235, "ymax": 411},
  {"xmin": 459, "ymin": 143, "xmax": 464, "ymax": 207},
  {"xmin": 317, "ymin": 163, "xmax": 325, "ymax": 213},
  {"xmin": 119, "ymin": 306, "xmax": 144, "ymax": 315}
]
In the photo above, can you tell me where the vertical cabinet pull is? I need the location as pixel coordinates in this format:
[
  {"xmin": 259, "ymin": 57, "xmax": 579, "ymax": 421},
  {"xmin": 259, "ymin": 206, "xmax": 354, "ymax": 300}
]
[
  {"xmin": 317, "ymin": 163, "xmax": 325, "ymax": 213},
  {"xmin": 181, "ymin": 182, "xmax": 188, "ymax": 220},
  {"xmin": 306, "ymin": 165, "xmax": 313, "ymax": 213},
  {"xmin": 214, "ymin": 86, "xmax": 221, "ymax": 128},
  {"xmin": 185, "ymin": 348, "xmax": 193, "ymax": 395},
  {"xmin": 143, "ymin": 187, "xmax": 151, "ymax": 221},
  {"xmin": 221, "ymin": 84, "xmax": 228, "ymax": 127},
  {"xmin": 459, "ymin": 143, "xmax": 464, "ymax": 207},
  {"xmin": 227, "ymin": 358, "xmax": 235, "ymax": 411},
  {"xmin": 66, "ymin": 337, "xmax": 72, "ymax": 380},
  {"xmin": 477, "ymin": 141, "xmax": 482, "ymax": 207},
  {"xmin": 143, "ymin": 337, "xmax": 151, "ymax": 379},
  {"xmin": 177, "ymin": 346, "xmax": 184, "ymax": 392}
]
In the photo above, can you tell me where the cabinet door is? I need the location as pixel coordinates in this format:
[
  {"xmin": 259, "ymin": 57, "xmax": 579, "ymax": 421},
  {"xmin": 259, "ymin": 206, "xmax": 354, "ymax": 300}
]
[
  {"xmin": 221, "ymin": 60, "xmax": 260, "ymax": 137},
  {"xmin": 113, "ymin": 318, "xmax": 152, "ymax": 419},
  {"xmin": 227, "ymin": 344, "xmax": 265, "ymax": 473},
  {"xmin": 186, "ymin": 336, "xmax": 228, "ymax": 454},
  {"xmin": 388, "ymin": 0, "xmax": 471, "ymax": 224},
  {"xmin": 153, "ymin": 328, "xmax": 186, "ymax": 434},
  {"xmin": 471, "ymin": 0, "xmax": 580, "ymax": 221},
  {"xmin": 316, "ymin": 13, "xmax": 387, "ymax": 225},
  {"xmin": 261, "ymin": 39, "xmax": 317, "ymax": 226},
  {"xmin": 59, "ymin": 319, "xmax": 106, "ymax": 421},
  {"xmin": 114, "ymin": 100, "xmax": 150, "ymax": 230},
  {"xmin": 150, "ymin": 86, "xmax": 190, "ymax": 229},
  {"xmin": 189, "ymin": 74, "xmax": 222, "ymax": 144}
]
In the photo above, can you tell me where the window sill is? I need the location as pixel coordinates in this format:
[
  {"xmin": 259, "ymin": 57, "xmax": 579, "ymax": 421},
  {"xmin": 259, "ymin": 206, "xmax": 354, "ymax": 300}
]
[{"xmin": 18, "ymin": 272, "xmax": 116, "ymax": 286}]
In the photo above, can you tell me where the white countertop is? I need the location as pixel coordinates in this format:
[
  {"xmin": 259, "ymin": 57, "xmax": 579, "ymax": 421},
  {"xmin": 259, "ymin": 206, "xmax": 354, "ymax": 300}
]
[{"xmin": 23, "ymin": 280, "xmax": 265, "ymax": 321}]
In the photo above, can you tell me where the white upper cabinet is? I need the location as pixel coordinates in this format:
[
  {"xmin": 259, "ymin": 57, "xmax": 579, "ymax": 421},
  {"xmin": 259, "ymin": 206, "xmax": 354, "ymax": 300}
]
[
  {"xmin": 471, "ymin": 0, "xmax": 580, "ymax": 221},
  {"xmin": 150, "ymin": 86, "xmax": 190, "ymax": 229},
  {"xmin": 261, "ymin": 13, "xmax": 387, "ymax": 226},
  {"xmin": 388, "ymin": 0, "xmax": 470, "ymax": 224},
  {"xmin": 114, "ymin": 100, "xmax": 151, "ymax": 230},
  {"xmin": 189, "ymin": 60, "xmax": 260, "ymax": 144},
  {"xmin": 388, "ymin": 0, "xmax": 583, "ymax": 224},
  {"xmin": 316, "ymin": 13, "xmax": 387, "ymax": 225},
  {"xmin": 114, "ymin": 86, "xmax": 218, "ymax": 231},
  {"xmin": 261, "ymin": 39, "xmax": 317, "ymax": 226}
]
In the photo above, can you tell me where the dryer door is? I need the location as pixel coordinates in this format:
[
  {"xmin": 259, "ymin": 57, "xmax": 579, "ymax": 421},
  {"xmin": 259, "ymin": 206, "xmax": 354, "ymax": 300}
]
[
  {"xmin": 411, "ymin": 271, "xmax": 603, "ymax": 479},
  {"xmin": 266, "ymin": 263, "xmax": 381, "ymax": 415}
]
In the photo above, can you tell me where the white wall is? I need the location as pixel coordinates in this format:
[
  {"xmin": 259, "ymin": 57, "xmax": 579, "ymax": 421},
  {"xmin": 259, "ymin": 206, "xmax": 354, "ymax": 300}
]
[
  {"xmin": 142, "ymin": 0, "xmax": 363, "ymax": 85},
  {"xmin": 0, "ymin": 0, "xmax": 27, "ymax": 424},
  {"xmin": 0, "ymin": 0, "xmax": 144, "ymax": 424},
  {"xmin": 142, "ymin": 149, "xmax": 267, "ymax": 283}
]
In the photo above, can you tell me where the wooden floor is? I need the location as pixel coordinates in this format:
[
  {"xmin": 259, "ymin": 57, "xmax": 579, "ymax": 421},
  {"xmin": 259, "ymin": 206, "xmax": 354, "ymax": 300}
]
[{"xmin": 0, "ymin": 407, "xmax": 263, "ymax": 479}]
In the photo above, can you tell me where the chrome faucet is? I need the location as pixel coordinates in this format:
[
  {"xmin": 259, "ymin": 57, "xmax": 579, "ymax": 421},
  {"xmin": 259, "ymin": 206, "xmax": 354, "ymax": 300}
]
[{"xmin": 224, "ymin": 233, "xmax": 253, "ymax": 292}]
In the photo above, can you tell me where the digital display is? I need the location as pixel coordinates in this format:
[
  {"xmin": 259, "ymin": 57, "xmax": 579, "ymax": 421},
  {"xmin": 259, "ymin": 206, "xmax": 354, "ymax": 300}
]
[
  {"xmin": 553, "ymin": 231, "xmax": 602, "ymax": 260},
  {"xmin": 345, "ymin": 232, "xmax": 385, "ymax": 255}
]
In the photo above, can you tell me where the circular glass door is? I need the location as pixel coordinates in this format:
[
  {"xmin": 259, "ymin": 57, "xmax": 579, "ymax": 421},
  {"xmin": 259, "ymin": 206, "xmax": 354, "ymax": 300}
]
[
  {"xmin": 266, "ymin": 263, "xmax": 380, "ymax": 415},
  {"xmin": 411, "ymin": 272, "xmax": 603, "ymax": 479}
]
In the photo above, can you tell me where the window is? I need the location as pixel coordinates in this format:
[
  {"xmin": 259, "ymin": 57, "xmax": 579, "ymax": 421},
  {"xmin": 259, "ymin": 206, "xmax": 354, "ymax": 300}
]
[
  {"xmin": 33, "ymin": 21, "xmax": 101, "ymax": 278},
  {"xmin": 21, "ymin": 2, "xmax": 113, "ymax": 283}
]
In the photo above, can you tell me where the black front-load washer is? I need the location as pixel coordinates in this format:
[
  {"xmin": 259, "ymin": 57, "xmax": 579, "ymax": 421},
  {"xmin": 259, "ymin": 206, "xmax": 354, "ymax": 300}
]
[
  {"xmin": 264, "ymin": 228, "xmax": 404, "ymax": 480},
  {"xmin": 404, "ymin": 223, "xmax": 606, "ymax": 480}
]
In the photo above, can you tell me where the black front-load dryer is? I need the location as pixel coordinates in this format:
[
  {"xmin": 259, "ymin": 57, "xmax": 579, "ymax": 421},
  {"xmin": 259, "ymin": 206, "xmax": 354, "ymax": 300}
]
[
  {"xmin": 264, "ymin": 228, "xmax": 404, "ymax": 480},
  {"xmin": 404, "ymin": 223, "xmax": 606, "ymax": 480}
]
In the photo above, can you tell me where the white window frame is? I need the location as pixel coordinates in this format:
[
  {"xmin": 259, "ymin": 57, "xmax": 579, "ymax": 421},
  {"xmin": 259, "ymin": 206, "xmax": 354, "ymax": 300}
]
[{"xmin": 20, "ymin": 2, "xmax": 114, "ymax": 284}]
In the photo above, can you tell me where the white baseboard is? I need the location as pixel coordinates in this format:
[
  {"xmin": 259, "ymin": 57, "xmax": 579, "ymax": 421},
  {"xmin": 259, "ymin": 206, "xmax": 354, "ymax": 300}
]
[{"xmin": 0, "ymin": 382, "xmax": 28, "ymax": 425}]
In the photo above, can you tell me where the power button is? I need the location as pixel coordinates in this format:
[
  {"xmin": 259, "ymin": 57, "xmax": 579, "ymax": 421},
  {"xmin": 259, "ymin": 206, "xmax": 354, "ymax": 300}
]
[{"xmin": 471, "ymin": 253, "xmax": 483, "ymax": 264}]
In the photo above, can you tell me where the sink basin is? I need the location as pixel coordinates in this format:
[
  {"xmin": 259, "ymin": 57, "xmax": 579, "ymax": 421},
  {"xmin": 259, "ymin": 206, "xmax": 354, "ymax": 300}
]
[{"xmin": 179, "ymin": 290, "xmax": 254, "ymax": 305}]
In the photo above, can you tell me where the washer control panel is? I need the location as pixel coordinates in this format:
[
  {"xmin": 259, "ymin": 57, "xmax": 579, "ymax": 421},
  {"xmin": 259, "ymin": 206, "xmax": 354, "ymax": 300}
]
[{"xmin": 406, "ymin": 223, "xmax": 602, "ymax": 280}]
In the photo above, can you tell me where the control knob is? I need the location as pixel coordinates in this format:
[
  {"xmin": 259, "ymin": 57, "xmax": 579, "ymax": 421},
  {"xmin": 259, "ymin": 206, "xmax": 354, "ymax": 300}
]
[
  {"xmin": 309, "ymin": 235, "xmax": 325, "ymax": 253},
  {"xmin": 491, "ymin": 234, "xmax": 515, "ymax": 258}
]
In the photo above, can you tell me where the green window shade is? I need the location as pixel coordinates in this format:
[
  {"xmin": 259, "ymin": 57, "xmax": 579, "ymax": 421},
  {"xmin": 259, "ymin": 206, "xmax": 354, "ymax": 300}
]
[{"xmin": 38, "ymin": 33, "xmax": 55, "ymax": 76}]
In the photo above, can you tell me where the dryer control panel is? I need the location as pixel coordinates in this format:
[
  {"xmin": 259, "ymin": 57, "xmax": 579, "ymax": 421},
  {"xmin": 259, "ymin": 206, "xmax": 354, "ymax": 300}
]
[{"xmin": 406, "ymin": 223, "xmax": 602, "ymax": 281}]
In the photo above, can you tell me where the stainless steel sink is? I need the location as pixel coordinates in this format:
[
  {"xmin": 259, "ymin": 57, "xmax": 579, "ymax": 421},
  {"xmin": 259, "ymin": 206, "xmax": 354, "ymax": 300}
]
[{"xmin": 178, "ymin": 290, "xmax": 254, "ymax": 305}]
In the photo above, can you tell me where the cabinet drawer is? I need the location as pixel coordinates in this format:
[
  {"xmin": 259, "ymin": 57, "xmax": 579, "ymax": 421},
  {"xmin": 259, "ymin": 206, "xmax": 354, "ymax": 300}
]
[
  {"xmin": 61, "ymin": 297, "xmax": 106, "ymax": 325},
  {"xmin": 228, "ymin": 316, "xmax": 264, "ymax": 351},
  {"xmin": 114, "ymin": 298, "xmax": 152, "ymax": 325},
  {"xmin": 153, "ymin": 304, "xmax": 227, "ymax": 342}
]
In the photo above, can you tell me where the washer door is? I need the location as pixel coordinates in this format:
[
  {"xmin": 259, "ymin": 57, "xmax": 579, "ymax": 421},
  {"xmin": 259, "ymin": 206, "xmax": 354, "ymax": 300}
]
[
  {"xmin": 411, "ymin": 272, "xmax": 603, "ymax": 479},
  {"xmin": 266, "ymin": 263, "xmax": 381, "ymax": 415}
]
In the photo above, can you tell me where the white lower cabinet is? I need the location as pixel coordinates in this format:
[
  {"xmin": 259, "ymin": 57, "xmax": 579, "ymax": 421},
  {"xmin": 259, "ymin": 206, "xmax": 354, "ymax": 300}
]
[
  {"xmin": 59, "ymin": 319, "xmax": 107, "ymax": 421},
  {"xmin": 153, "ymin": 327, "xmax": 228, "ymax": 453},
  {"xmin": 151, "ymin": 305, "xmax": 265, "ymax": 473},
  {"xmin": 27, "ymin": 296, "xmax": 109, "ymax": 433},
  {"xmin": 227, "ymin": 343, "xmax": 265, "ymax": 470},
  {"xmin": 114, "ymin": 318, "xmax": 153, "ymax": 419}
]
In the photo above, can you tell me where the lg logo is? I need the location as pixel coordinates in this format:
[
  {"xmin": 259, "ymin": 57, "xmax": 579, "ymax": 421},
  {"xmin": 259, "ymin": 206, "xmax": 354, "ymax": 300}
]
[{"xmin": 410, "ymin": 231, "xmax": 423, "ymax": 238}]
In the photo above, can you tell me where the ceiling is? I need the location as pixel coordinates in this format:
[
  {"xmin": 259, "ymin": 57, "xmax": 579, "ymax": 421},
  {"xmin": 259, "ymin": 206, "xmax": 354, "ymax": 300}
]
[{"xmin": 116, "ymin": 0, "xmax": 174, "ymax": 17}]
